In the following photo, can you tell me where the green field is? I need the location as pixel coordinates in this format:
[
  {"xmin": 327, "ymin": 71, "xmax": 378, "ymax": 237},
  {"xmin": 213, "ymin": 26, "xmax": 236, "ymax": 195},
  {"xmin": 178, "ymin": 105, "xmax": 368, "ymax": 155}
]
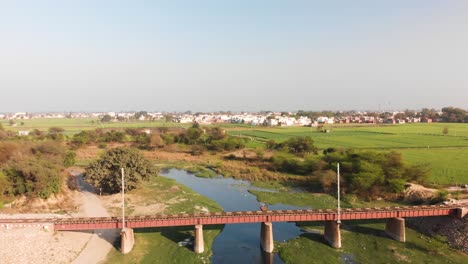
[
  {"xmin": 0, "ymin": 118, "xmax": 191, "ymax": 135},
  {"xmin": 400, "ymin": 148, "xmax": 468, "ymax": 184},
  {"xmin": 279, "ymin": 222, "xmax": 467, "ymax": 264},
  {"xmin": 227, "ymin": 123, "xmax": 468, "ymax": 185},
  {"xmin": 228, "ymin": 123, "xmax": 468, "ymax": 149}
]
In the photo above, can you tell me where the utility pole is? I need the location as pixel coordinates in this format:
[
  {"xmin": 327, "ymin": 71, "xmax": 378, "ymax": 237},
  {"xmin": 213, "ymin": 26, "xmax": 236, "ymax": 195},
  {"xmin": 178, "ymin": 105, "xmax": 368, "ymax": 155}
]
[
  {"xmin": 121, "ymin": 168, "xmax": 125, "ymax": 231},
  {"xmin": 337, "ymin": 163, "xmax": 341, "ymax": 224}
]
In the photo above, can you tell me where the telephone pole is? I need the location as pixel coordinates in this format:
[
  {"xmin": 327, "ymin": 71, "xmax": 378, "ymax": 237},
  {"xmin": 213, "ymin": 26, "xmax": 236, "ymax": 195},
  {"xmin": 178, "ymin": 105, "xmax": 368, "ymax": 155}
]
[{"xmin": 121, "ymin": 168, "xmax": 125, "ymax": 231}]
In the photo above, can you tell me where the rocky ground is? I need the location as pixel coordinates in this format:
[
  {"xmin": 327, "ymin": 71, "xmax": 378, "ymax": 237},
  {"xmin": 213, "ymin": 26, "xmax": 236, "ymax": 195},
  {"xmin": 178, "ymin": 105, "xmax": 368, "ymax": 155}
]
[
  {"xmin": 0, "ymin": 169, "xmax": 116, "ymax": 264},
  {"xmin": 408, "ymin": 215, "xmax": 467, "ymax": 253},
  {"xmin": 0, "ymin": 214, "xmax": 93, "ymax": 264}
]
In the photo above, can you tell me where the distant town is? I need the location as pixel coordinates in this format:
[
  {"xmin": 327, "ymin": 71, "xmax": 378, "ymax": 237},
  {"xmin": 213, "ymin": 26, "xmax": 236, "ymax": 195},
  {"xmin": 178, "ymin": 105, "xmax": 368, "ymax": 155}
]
[{"xmin": 1, "ymin": 107, "xmax": 466, "ymax": 129}]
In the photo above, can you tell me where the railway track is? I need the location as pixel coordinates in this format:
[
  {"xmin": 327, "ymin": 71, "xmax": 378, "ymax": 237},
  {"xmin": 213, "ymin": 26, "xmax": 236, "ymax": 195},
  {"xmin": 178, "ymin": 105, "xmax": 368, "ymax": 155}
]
[{"xmin": 1, "ymin": 203, "xmax": 465, "ymax": 226}]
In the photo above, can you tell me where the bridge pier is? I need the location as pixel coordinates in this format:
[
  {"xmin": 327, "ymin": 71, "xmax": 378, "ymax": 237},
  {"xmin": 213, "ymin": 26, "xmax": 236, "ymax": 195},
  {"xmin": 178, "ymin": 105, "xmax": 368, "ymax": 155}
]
[
  {"xmin": 260, "ymin": 222, "xmax": 274, "ymax": 253},
  {"xmin": 456, "ymin": 207, "xmax": 467, "ymax": 218},
  {"xmin": 324, "ymin": 221, "xmax": 341, "ymax": 248},
  {"xmin": 385, "ymin": 218, "xmax": 405, "ymax": 242},
  {"xmin": 194, "ymin": 224, "xmax": 204, "ymax": 253},
  {"xmin": 121, "ymin": 228, "xmax": 135, "ymax": 254}
]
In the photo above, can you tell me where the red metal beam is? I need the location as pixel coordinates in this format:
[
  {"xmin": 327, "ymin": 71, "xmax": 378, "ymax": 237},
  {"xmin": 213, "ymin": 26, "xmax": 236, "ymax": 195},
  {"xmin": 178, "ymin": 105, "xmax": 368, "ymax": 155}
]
[{"xmin": 0, "ymin": 204, "xmax": 464, "ymax": 231}]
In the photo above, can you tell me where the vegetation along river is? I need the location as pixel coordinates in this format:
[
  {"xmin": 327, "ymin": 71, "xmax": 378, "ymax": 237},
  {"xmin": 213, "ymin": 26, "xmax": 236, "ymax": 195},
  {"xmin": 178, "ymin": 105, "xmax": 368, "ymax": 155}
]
[{"xmin": 161, "ymin": 169, "xmax": 309, "ymax": 264}]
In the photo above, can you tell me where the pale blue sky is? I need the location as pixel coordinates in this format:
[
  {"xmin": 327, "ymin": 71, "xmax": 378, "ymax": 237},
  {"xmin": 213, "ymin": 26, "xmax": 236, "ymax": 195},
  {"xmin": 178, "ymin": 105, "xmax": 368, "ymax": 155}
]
[{"xmin": 1, "ymin": 1, "xmax": 467, "ymax": 112}]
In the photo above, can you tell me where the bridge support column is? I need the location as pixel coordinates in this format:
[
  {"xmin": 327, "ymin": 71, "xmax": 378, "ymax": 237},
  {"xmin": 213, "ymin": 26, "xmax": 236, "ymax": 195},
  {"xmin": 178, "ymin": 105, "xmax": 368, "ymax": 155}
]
[
  {"xmin": 385, "ymin": 218, "xmax": 405, "ymax": 242},
  {"xmin": 260, "ymin": 222, "xmax": 274, "ymax": 253},
  {"xmin": 194, "ymin": 224, "xmax": 204, "ymax": 253},
  {"xmin": 324, "ymin": 221, "xmax": 341, "ymax": 249},
  {"xmin": 121, "ymin": 228, "xmax": 135, "ymax": 254},
  {"xmin": 456, "ymin": 207, "xmax": 467, "ymax": 218}
]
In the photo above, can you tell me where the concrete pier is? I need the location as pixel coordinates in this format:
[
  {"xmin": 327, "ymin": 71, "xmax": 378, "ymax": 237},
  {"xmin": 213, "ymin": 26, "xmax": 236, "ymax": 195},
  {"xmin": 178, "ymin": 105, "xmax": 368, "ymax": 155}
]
[
  {"xmin": 385, "ymin": 218, "xmax": 406, "ymax": 242},
  {"xmin": 194, "ymin": 225, "xmax": 204, "ymax": 253},
  {"xmin": 121, "ymin": 228, "xmax": 135, "ymax": 254},
  {"xmin": 260, "ymin": 222, "xmax": 274, "ymax": 253},
  {"xmin": 456, "ymin": 207, "xmax": 467, "ymax": 219},
  {"xmin": 324, "ymin": 221, "xmax": 341, "ymax": 249}
]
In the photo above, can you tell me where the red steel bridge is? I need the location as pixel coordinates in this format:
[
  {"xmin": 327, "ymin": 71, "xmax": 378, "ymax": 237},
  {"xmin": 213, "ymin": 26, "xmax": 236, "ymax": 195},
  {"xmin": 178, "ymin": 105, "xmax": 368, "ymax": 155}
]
[{"xmin": 1, "ymin": 203, "xmax": 466, "ymax": 254}]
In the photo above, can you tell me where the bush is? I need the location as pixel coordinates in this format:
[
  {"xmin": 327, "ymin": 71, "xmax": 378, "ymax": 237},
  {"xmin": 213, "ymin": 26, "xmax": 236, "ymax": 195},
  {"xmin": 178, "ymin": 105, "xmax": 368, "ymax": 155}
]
[
  {"xmin": 190, "ymin": 145, "xmax": 206, "ymax": 156},
  {"xmin": 5, "ymin": 157, "xmax": 62, "ymax": 199},
  {"xmin": 0, "ymin": 142, "xmax": 19, "ymax": 164},
  {"xmin": 63, "ymin": 151, "xmax": 76, "ymax": 167}
]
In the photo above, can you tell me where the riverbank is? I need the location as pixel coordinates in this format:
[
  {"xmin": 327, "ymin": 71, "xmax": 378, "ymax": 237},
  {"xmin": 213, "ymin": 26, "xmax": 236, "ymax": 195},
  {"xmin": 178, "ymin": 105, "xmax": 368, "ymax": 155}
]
[
  {"xmin": 103, "ymin": 173, "xmax": 223, "ymax": 264},
  {"xmin": 248, "ymin": 184, "xmax": 467, "ymax": 263},
  {"xmin": 278, "ymin": 220, "xmax": 467, "ymax": 264}
]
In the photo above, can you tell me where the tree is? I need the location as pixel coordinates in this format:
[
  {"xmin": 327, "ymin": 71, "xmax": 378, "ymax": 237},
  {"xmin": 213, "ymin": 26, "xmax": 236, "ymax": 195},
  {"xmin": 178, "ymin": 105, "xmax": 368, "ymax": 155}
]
[
  {"xmin": 48, "ymin": 127, "xmax": 65, "ymax": 141},
  {"xmin": 164, "ymin": 114, "xmax": 174, "ymax": 122},
  {"xmin": 103, "ymin": 130, "xmax": 125, "ymax": 142},
  {"xmin": 101, "ymin": 114, "xmax": 112, "ymax": 123},
  {"xmin": 206, "ymin": 127, "xmax": 226, "ymax": 141},
  {"xmin": 281, "ymin": 136, "xmax": 318, "ymax": 155},
  {"xmin": 185, "ymin": 127, "xmax": 203, "ymax": 144},
  {"xmin": 134, "ymin": 111, "xmax": 148, "ymax": 120},
  {"xmin": 441, "ymin": 107, "xmax": 466, "ymax": 123},
  {"xmin": 84, "ymin": 147, "xmax": 158, "ymax": 194}
]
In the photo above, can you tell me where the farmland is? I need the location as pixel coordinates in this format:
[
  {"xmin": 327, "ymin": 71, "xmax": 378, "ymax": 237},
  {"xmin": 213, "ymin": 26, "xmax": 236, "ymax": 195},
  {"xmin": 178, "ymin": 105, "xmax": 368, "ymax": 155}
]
[
  {"xmin": 227, "ymin": 123, "xmax": 468, "ymax": 184},
  {"xmin": 227, "ymin": 123, "xmax": 468, "ymax": 149},
  {"xmin": 2, "ymin": 119, "xmax": 467, "ymax": 185},
  {"xmin": 0, "ymin": 118, "xmax": 190, "ymax": 135}
]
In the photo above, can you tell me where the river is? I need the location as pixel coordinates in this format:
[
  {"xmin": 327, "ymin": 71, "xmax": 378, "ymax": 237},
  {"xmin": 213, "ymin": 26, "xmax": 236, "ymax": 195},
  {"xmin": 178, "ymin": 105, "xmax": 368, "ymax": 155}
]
[{"xmin": 161, "ymin": 169, "xmax": 309, "ymax": 264}]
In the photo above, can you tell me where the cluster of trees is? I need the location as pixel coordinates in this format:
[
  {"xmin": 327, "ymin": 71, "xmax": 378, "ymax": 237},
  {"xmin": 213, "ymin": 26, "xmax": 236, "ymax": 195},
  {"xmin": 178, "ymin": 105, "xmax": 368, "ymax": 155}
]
[
  {"xmin": 267, "ymin": 136, "xmax": 318, "ymax": 156},
  {"xmin": 0, "ymin": 125, "xmax": 67, "ymax": 142},
  {"xmin": 85, "ymin": 147, "xmax": 158, "ymax": 194},
  {"xmin": 268, "ymin": 146, "xmax": 430, "ymax": 199},
  {"xmin": 441, "ymin": 107, "xmax": 467, "ymax": 123},
  {"xmin": 0, "ymin": 141, "xmax": 74, "ymax": 199},
  {"xmin": 70, "ymin": 124, "xmax": 247, "ymax": 155},
  {"xmin": 173, "ymin": 124, "xmax": 246, "ymax": 154}
]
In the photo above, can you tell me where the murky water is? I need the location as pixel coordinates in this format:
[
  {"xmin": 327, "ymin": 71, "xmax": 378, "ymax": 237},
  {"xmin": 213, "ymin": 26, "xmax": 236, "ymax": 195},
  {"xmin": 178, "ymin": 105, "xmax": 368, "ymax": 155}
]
[{"xmin": 161, "ymin": 169, "xmax": 308, "ymax": 264}]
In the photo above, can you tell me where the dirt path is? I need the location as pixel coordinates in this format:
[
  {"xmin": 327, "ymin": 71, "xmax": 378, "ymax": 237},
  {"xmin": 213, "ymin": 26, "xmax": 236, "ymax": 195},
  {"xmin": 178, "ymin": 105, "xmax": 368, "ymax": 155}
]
[{"xmin": 71, "ymin": 173, "xmax": 119, "ymax": 264}]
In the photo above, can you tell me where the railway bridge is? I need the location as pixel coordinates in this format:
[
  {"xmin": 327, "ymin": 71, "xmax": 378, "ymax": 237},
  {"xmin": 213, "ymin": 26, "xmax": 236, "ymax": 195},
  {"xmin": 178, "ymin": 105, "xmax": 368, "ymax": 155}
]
[{"xmin": 1, "ymin": 204, "xmax": 466, "ymax": 254}]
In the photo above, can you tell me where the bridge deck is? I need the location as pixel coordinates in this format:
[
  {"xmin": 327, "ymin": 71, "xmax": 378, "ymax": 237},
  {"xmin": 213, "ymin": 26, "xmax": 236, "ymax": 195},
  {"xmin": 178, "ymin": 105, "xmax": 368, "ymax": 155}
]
[{"xmin": 1, "ymin": 204, "xmax": 465, "ymax": 231}]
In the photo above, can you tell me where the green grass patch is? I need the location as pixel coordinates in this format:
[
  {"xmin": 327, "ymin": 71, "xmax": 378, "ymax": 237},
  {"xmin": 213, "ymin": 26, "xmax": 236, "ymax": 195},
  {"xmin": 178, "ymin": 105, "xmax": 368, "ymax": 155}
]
[
  {"xmin": 104, "ymin": 175, "xmax": 223, "ymax": 263},
  {"xmin": 279, "ymin": 222, "xmax": 467, "ymax": 264},
  {"xmin": 249, "ymin": 190, "xmax": 404, "ymax": 209},
  {"xmin": 1, "ymin": 118, "xmax": 191, "ymax": 135},
  {"xmin": 250, "ymin": 190, "xmax": 339, "ymax": 209},
  {"xmin": 400, "ymin": 148, "xmax": 468, "ymax": 185}
]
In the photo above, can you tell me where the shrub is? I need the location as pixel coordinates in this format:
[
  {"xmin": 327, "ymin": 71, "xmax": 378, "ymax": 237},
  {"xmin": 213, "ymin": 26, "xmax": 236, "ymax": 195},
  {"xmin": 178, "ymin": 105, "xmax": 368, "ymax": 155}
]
[
  {"xmin": 63, "ymin": 151, "xmax": 76, "ymax": 167},
  {"xmin": 5, "ymin": 157, "xmax": 62, "ymax": 199}
]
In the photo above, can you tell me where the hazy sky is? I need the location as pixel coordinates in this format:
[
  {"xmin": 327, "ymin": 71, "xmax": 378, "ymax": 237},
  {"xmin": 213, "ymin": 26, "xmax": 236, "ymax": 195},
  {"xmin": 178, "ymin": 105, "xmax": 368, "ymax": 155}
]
[{"xmin": 1, "ymin": 1, "xmax": 467, "ymax": 112}]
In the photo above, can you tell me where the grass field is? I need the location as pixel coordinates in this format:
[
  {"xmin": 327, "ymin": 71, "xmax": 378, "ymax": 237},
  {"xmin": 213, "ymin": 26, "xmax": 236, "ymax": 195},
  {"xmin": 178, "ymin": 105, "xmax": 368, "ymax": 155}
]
[
  {"xmin": 227, "ymin": 123, "xmax": 468, "ymax": 149},
  {"xmin": 279, "ymin": 221, "xmax": 467, "ymax": 264},
  {"xmin": 400, "ymin": 148, "xmax": 468, "ymax": 184},
  {"xmin": 0, "ymin": 118, "xmax": 191, "ymax": 135},
  {"xmin": 226, "ymin": 123, "xmax": 468, "ymax": 185}
]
